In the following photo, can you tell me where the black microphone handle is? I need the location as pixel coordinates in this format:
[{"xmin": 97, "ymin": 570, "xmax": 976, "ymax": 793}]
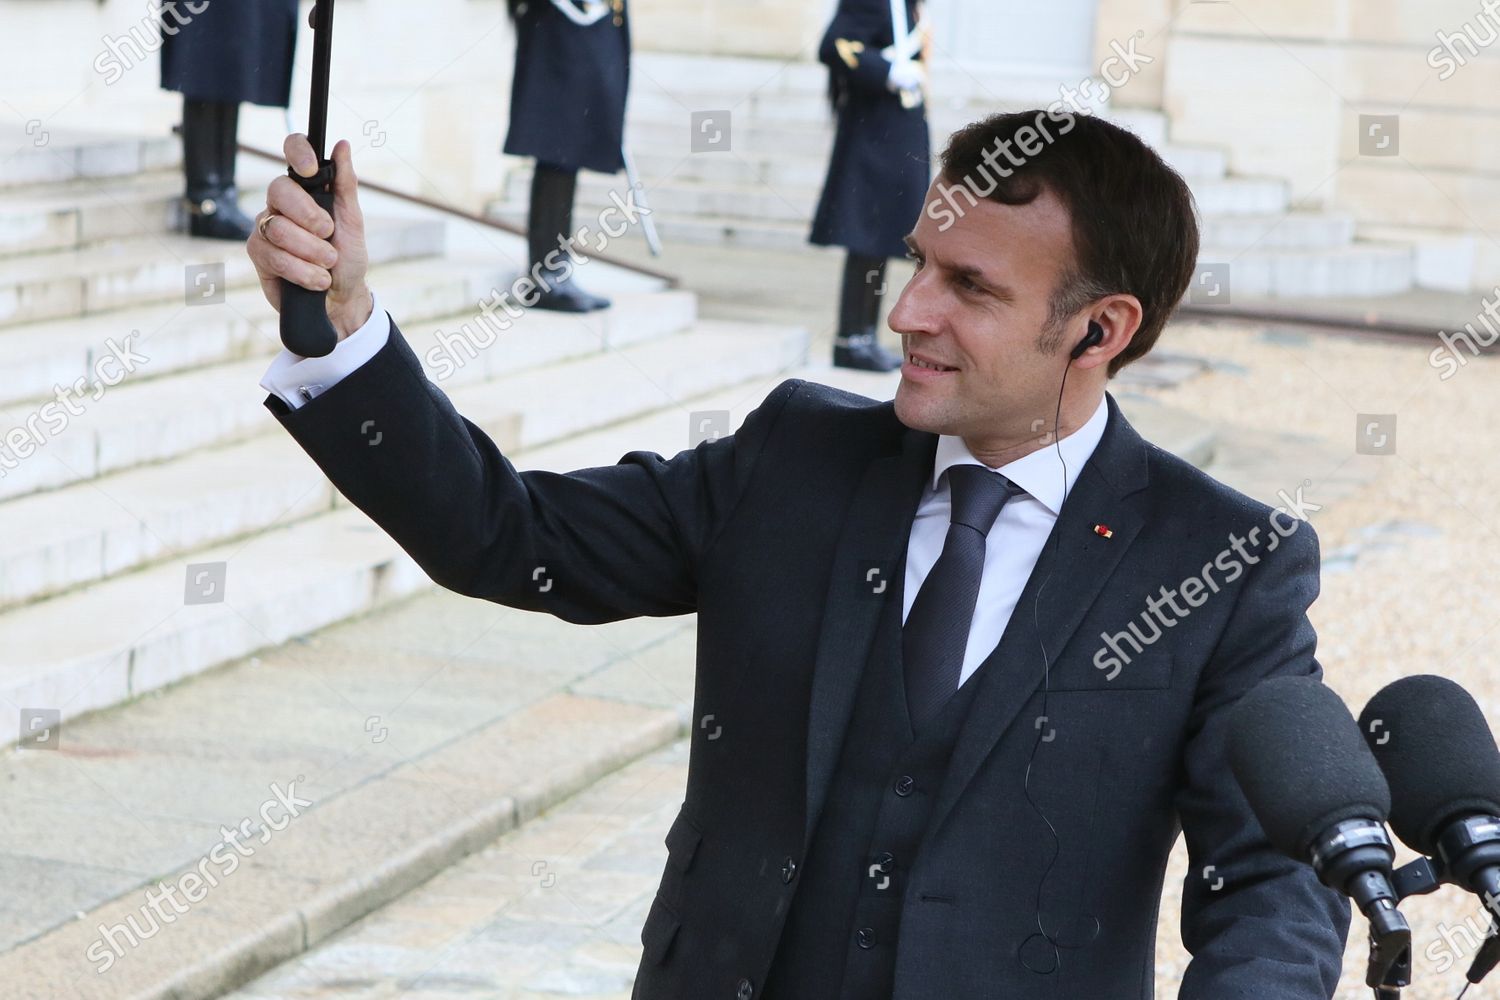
[
  {"xmin": 278, "ymin": 160, "xmax": 340, "ymax": 359},
  {"xmin": 1310, "ymin": 820, "xmax": 1410, "ymax": 990},
  {"xmin": 1463, "ymin": 861, "xmax": 1500, "ymax": 983}
]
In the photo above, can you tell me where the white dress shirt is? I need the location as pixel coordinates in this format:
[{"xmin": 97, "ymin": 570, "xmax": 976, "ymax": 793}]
[
  {"xmin": 260, "ymin": 290, "xmax": 392, "ymax": 409},
  {"xmin": 903, "ymin": 395, "xmax": 1108, "ymax": 689},
  {"xmin": 260, "ymin": 304, "xmax": 1108, "ymax": 693}
]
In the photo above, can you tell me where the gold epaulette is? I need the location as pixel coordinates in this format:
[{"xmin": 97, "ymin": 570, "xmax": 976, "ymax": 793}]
[{"xmin": 834, "ymin": 38, "xmax": 866, "ymax": 70}]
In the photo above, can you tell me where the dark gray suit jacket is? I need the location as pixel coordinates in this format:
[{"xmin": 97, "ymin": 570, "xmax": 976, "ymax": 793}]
[{"xmin": 266, "ymin": 318, "xmax": 1350, "ymax": 999}]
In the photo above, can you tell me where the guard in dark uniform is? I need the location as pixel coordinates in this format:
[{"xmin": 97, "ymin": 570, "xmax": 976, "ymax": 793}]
[
  {"xmin": 811, "ymin": 0, "xmax": 931, "ymax": 371},
  {"xmin": 159, "ymin": 0, "xmax": 299, "ymax": 241},
  {"xmin": 504, "ymin": 0, "xmax": 630, "ymax": 312}
]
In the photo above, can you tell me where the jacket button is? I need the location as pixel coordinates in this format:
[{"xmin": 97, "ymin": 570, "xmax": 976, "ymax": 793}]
[
  {"xmin": 875, "ymin": 851, "xmax": 895, "ymax": 873},
  {"xmin": 894, "ymin": 775, "xmax": 914, "ymax": 796},
  {"xmin": 857, "ymin": 926, "xmax": 876, "ymax": 948},
  {"xmin": 781, "ymin": 856, "xmax": 798, "ymax": 883},
  {"xmin": 736, "ymin": 977, "xmax": 754, "ymax": 999}
]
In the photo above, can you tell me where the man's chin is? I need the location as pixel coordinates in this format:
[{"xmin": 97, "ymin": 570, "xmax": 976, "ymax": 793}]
[{"xmin": 893, "ymin": 387, "xmax": 954, "ymax": 435}]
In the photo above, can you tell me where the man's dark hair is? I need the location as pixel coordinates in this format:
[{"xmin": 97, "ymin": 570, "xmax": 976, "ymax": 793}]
[{"xmin": 937, "ymin": 110, "xmax": 1200, "ymax": 378}]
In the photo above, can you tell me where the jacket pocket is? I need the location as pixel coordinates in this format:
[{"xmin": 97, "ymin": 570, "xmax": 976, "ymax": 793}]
[{"xmin": 640, "ymin": 892, "xmax": 682, "ymax": 965}]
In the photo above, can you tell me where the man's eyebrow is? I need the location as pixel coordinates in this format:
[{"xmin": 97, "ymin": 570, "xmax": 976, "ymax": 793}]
[{"xmin": 903, "ymin": 233, "xmax": 1014, "ymax": 299}]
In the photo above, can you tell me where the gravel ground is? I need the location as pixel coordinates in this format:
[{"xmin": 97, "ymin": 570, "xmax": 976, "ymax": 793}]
[{"xmin": 1142, "ymin": 318, "xmax": 1500, "ymax": 999}]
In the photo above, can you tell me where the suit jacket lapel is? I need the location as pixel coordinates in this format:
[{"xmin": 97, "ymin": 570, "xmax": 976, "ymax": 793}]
[
  {"xmin": 803, "ymin": 417, "xmax": 936, "ymax": 850},
  {"xmin": 923, "ymin": 392, "xmax": 1152, "ymax": 843}
]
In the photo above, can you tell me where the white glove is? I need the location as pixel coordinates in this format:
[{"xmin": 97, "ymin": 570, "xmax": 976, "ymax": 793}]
[{"xmin": 886, "ymin": 60, "xmax": 926, "ymax": 94}]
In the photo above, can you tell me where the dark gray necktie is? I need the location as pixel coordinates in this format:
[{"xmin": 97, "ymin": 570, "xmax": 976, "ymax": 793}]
[{"xmin": 903, "ymin": 464, "xmax": 1025, "ymax": 732}]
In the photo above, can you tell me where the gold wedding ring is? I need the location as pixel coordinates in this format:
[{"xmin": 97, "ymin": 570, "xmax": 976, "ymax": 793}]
[{"xmin": 258, "ymin": 212, "xmax": 278, "ymax": 240}]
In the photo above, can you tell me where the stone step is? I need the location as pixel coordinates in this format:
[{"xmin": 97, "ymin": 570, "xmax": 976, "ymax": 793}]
[
  {"xmin": 625, "ymin": 118, "xmax": 835, "ymax": 161},
  {"xmin": 1190, "ymin": 176, "xmax": 1291, "ymax": 216},
  {"xmin": 0, "ymin": 289, "xmax": 698, "ymax": 611},
  {"xmin": 491, "ymin": 200, "xmax": 1363, "ymax": 265},
  {"xmin": 627, "ymin": 148, "xmax": 831, "ymax": 192},
  {"xmin": 0, "ymin": 155, "xmax": 283, "ymax": 259},
  {"xmin": 0, "ymin": 216, "xmax": 446, "ymax": 330},
  {"xmin": 1193, "ymin": 243, "xmax": 1415, "ymax": 299},
  {"xmin": 1158, "ymin": 143, "xmax": 1229, "ymax": 181},
  {"xmin": 0, "ymin": 257, "xmax": 493, "ymax": 409},
  {"xmin": 0, "ymin": 245, "xmax": 683, "ymax": 409},
  {"xmin": 535, "ymin": 161, "xmax": 1287, "ymax": 229},
  {"xmin": 0, "ymin": 126, "xmax": 179, "ymax": 190},
  {"xmin": 0, "ymin": 171, "xmax": 181, "ymax": 259},
  {"xmin": 0, "ymin": 318, "xmax": 809, "ymax": 743},
  {"xmin": 632, "ymin": 51, "xmax": 1119, "ymax": 112},
  {"xmin": 627, "ymin": 120, "xmax": 1222, "ymax": 191},
  {"xmin": 0, "ymin": 279, "xmax": 695, "ymax": 505},
  {"xmin": 489, "ymin": 198, "xmax": 809, "ymax": 253},
  {"xmin": 632, "ymin": 52, "xmax": 833, "ymax": 100},
  {"xmin": 1199, "ymin": 212, "xmax": 1356, "ymax": 251},
  {"xmin": 585, "ymin": 173, "xmax": 823, "ymax": 225}
]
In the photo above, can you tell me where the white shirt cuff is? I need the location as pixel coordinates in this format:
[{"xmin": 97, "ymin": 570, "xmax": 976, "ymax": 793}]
[{"xmin": 259, "ymin": 290, "xmax": 391, "ymax": 410}]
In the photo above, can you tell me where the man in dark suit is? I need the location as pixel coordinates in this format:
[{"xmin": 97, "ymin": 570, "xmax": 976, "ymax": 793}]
[{"xmin": 247, "ymin": 109, "xmax": 1350, "ymax": 998}]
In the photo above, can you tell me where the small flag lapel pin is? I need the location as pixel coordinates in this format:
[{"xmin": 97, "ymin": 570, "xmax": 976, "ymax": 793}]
[{"xmin": 1092, "ymin": 524, "xmax": 1114, "ymax": 539}]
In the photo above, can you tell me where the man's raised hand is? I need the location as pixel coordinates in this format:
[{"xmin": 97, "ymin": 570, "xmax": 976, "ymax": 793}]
[{"xmin": 248, "ymin": 135, "xmax": 372, "ymax": 342}]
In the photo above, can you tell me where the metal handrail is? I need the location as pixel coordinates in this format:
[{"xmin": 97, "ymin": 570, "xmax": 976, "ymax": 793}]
[{"xmin": 238, "ymin": 141, "xmax": 680, "ymax": 289}]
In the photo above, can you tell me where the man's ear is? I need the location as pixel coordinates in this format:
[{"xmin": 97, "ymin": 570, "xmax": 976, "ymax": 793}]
[{"xmin": 1075, "ymin": 294, "xmax": 1143, "ymax": 371}]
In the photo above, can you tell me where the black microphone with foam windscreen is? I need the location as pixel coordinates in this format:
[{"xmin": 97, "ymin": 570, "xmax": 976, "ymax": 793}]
[
  {"xmin": 1359, "ymin": 674, "xmax": 1500, "ymax": 986},
  {"xmin": 1228, "ymin": 674, "xmax": 1411, "ymax": 994}
]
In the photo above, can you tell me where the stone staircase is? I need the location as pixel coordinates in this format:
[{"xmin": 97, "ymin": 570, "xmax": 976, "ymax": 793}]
[
  {"xmin": 487, "ymin": 52, "xmax": 1414, "ymax": 301},
  {"xmin": 0, "ymin": 124, "xmax": 809, "ymax": 748}
]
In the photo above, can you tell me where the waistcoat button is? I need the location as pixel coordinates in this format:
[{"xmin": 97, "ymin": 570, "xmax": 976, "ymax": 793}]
[{"xmin": 857, "ymin": 926, "xmax": 876, "ymax": 948}]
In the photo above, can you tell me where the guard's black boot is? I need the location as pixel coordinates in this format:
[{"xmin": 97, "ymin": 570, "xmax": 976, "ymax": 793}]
[
  {"xmin": 832, "ymin": 251, "xmax": 900, "ymax": 371},
  {"xmin": 531, "ymin": 260, "xmax": 612, "ymax": 312},
  {"xmin": 182, "ymin": 97, "xmax": 254, "ymax": 240},
  {"xmin": 526, "ymin": 162, "xmax": 610, "ymax": 312},
  {"xmin": 834, "ymin": 328, "xmax": 903, "ymax": 371}
]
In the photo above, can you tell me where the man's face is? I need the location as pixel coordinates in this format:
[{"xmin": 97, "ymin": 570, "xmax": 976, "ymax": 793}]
[{"xmin": 890, "ymin": 177, "xmax": 1082, "ymax": 451}]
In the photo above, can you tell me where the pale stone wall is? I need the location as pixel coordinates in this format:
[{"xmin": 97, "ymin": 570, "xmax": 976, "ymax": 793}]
[
  {"xmin": 1094, "ymin": 0, "xmax": 1497, "ymax": 291},
  {"xmin": 0, "ymin": 0, "xmax": 517, "ymax": 209},
  {"xmin": 629, "ymin": 0, "xmax": 834, "ymax": 58}
]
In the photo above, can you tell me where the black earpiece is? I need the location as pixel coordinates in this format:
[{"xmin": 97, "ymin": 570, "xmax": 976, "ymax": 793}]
[{"xmin": 1069, "ymin": 320, "xmax": 1104, "ymax": 360}]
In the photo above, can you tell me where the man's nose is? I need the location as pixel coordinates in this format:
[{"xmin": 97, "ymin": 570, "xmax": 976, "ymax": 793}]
[{"xmin": 888, "ymin": 271, "xmax": 937, "ymax": 338}]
